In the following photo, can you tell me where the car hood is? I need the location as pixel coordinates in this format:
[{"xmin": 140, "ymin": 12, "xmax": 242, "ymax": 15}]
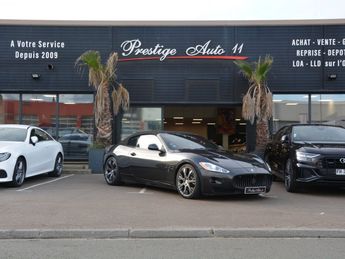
[
  {"xmin": 299, "ymin": 142, "xmax": 345, "ymax": 155},
  {"xmin": 181, "ymin": 149, "xmax": 267, "ymax": 170},
  {"xmin": 0, "ymin": 141, "xmax": 24, "ymax": 152}
]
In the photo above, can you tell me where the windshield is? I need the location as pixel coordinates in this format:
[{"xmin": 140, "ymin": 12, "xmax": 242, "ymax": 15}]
[
  {"xmin": 0, "ymin": 127, "xmax": 27, "ymax": 142},
  {"xmin": 159, "ymin": 133, "xmax": 219, "ymax": 150},
  {"xmin": 292, "ymin": 125, "xmax": 345, "ymax": 142}
]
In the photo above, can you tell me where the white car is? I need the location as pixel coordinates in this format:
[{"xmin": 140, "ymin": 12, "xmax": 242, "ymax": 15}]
[{"xmin": 0, "ymin": 124, "xmax": 64, "ymax": 187}]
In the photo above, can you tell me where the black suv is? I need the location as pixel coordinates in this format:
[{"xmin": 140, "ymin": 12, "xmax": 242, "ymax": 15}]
[{"xmin": 264, "ymin": 124, "xmax": 345, "ymax": 192}]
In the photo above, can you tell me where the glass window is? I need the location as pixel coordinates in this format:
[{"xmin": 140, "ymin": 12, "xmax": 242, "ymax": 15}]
[
  {"xmin": 272, "ymin": 94, "xmax": 308, "ymax": 132},
  {"xmin": 311, "ymin": 94, "xmax": 345, "ymax": 127},
  {"xmin": 159, "ymin": 133, "xmax": 218, "ymax": 151},
  {"xmin": 35, "ymin": 129, "xmax": 52, "ymax": 141},
  {"xmin": 0, "ymin": 127, "xmax": 27, "ymax": 142},
  {"xmin": 127, "ymin": 136, "xmax": 139, "ymax": 147},
  {"xmin": 0, "ymin": 94, "xmax": 20, "ymax": 124},
  {"xmin": 58, "ymin": 94, "xmax": 94, "ymax": 161},
  {"xmin": 122, "ymin": 107, "xmax": 162, "ymax": 139},
  {"xmin": 292, "ymin": 125, "xmax": 345, "ymax": 142},
  {"xmin": 58, "ymin": 94, "xmax": 94, "ymax": 138},
  {"xmin": 273, "ymin": 126, "xmax": 289, "ymax": 142},
  {"xmin": 22, "ymin": 94, "xmax": 57, "ymax": 136}
]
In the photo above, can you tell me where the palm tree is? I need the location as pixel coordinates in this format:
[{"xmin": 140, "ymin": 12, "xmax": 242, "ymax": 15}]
[
  {"xmin": 234, "ymin": 55, "xmax": 273, "ymax": 153},
  {"xmin": 75, "ymin": 51, "xmax": 129, "ymax": 147}
]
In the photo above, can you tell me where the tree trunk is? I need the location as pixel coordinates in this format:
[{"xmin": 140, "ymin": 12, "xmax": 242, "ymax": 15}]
[
  {"xmin": 95, "ymin": 84, "xmax": 112, "ymax": 147},
  {"xmin": 255, "ymin": 119, "xmax": 269, "ymax": 157}
]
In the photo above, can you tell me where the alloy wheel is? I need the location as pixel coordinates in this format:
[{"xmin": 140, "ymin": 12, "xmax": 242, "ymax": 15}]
[
  {"xmin": 14, "ymin": 159, "xmax": 25, "ymax": 186},
  {"xmin": 284, "ymin": 158, "xmax": 298, "ymax": 192},
  {"xmin": 176, "ymin": 164, "xmax": 198, "ymax": 198},
  {"xmin": 55, "ymin": 155, "xmax": 63, "ymax": 176},
  {"xmin": 285, "ymin": 161, "xmax": 291, "ymax": 188},
  {"xmin": 104, "ymin": 157, "xmax": 121, "ymax": 185}
]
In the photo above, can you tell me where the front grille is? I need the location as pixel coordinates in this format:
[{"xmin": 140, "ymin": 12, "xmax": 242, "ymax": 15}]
[
  {"xmin": 233, "ymin": 174, "xmax": 272, "ymax": 188},
  {"xmin": 322, "ymin": 158, "xmax": 345, "ymax": 169}
]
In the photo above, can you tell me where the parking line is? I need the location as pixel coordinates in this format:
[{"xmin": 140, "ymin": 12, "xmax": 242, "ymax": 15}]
[{"xmin": 16, "ymin": 174, "xmax": 75, "ymax": 192}]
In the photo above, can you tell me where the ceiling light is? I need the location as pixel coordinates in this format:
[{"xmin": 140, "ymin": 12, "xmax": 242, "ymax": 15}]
[
  {"xmin": 192, "ymin": 121, "xmax": 201, "ymax": 124},
  {"xmin": 235, "ymin": 118, "xmax": 241, "ymax": 121},
  {"xmin": 192, "ymin": 118, "xmax": 203, "ymax": 121},
  {"xmin": 207, "ymin": 122, "xmax": 216, "ymax": 125},
  {"xmin": 239, "ymin": 123, "xmax": 247, "ymax": 125},
  {"xmin": 175, "ymin": 122, "xmax": 184, "ymax": 125},
  {"xmin": 173, "ymin": 117, "xmax": 184, "ymax": 120}
]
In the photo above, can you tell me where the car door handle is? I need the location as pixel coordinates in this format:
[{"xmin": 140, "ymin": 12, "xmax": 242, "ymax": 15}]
[{"xmin": 130, "ymin": 152, "xmax": 136, "ymax": 156}]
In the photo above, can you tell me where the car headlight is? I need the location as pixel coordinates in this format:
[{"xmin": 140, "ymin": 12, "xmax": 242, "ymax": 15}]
[
  {"xmin": 0, "ymin": 152, "xmax": 11, "ymax": 162},
  {"xmin": 296, "ymin": 151, "xmax": 320, "ymax": 163},
  {"xmin": 199, "ymin": 162, "xmax": 230, "ymax": 174}
]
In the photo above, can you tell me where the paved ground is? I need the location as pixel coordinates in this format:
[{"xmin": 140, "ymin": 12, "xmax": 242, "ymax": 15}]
[
  {"xmin": 0, "ymin": 173, "xmax": 345, "ymax": 231},
  {"xmin": 1, "ymin": 238, "xmax": 345, "ymax": 259}
]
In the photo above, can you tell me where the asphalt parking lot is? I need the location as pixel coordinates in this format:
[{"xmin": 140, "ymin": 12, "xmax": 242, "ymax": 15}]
[{"xmin": 0, "ymin": 173, "xmax": 345, "ymax": 231}]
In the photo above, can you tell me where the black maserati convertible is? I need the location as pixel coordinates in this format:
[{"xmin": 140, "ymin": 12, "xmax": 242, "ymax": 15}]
[{"xmin": 103, "ymin": 131, "xmax": 272, "ymax": 199}]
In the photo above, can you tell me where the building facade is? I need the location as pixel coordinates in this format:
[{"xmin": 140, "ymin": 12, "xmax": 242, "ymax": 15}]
[{"xmin": 1, "ymin": 22, "xmax": 345, "ymax": 159}]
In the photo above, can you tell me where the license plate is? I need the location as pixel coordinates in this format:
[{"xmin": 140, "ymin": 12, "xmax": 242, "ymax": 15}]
[
  {"xmin": 336, "ymin": 169, "xmax": 345, "ymax": 175},
  {"xmin": 244, "ymin": 186, "xmax": 266, "ymax": 194}
]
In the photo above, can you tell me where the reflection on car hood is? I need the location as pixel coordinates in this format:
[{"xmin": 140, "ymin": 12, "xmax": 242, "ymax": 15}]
[
  {"xmin": 299, "ymin": 143, "xmax": 345, "ymax": 155},
  {"xmin": 181, "ymin": 149, "xmax": 266, "ymax": 169},
  {"xmin": 0, "ymin": 141, "xmax": 24, "ymax": 152}
]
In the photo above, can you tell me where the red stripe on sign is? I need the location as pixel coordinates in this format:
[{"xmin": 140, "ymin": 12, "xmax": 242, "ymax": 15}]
[{"xmin": 118, "ymin": 56, "xmax": 248, "ymax": 62}]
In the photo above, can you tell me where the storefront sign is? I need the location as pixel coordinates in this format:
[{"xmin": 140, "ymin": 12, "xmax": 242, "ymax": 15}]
[
  {"xmin": 291, "ymin": 37, "xmax": 345, "ymax": 68},
  {"xmin": 119, "ymin": 39, "xmax": 246, "ymax": 61},
  {"xmin": 9, "ymin": 40, "xmax": 65, "ymax": 60}
]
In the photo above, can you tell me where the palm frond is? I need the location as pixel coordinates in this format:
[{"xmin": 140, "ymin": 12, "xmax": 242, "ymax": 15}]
[
  {"xmin": 105, "ymin": 52, "xmax": 118, "ymax": 82},
  {"xmin": 111, "ymin": 84, "xmax": 130, "ymax": 115},
  {"xmin": 233, "ymin": 60, "xmax": 253, "ymax": 80}
]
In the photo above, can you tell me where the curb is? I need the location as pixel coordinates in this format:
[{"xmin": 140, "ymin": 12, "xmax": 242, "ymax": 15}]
[{"xmin": 1, "ymin": 228, "xmax": 345, "ymax": 239}]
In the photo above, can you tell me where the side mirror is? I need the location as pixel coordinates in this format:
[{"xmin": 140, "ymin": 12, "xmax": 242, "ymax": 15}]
[
  {"xmin": 148, "ymin": 144, "xmax": 166, "ymax": 154},
  {"xmin": 281, "ymin": 135, "xmax": 289, "ymax": 144},
  {"xmin": 148, "ymin": 144, "xmax": 160, "ymax": 151},
  {"xmin": 31, "ymin": 136, "xmax": 39, "ymax": 145}
]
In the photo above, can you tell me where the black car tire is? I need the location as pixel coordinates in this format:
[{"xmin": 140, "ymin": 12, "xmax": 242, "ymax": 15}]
[
  {"xmin": 284, "ymin": 158, "xmax": 299, "ymax": 193},
  {"xmin": 176, "ymin": 164, "xmax": 200, "ymax": 199},
  {"xmin": 10, "ymin": 157, "xmax": 26, "ymax": 187},
  {"xmin": 104, "ymin": 156, "xmax": 122, "ymax": 186},
  {"xmin": 49, "ymin": 153, "xmax": 63, "ymax": 177}
]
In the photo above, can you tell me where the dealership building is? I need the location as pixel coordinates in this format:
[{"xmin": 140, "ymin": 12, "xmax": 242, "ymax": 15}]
[{"xmin": 1, "ymin": 20, "xmax": 345, "ymax": 159}]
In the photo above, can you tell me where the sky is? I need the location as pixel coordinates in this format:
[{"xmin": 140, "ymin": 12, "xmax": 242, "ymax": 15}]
[{"xmin": 1, "ymin": 0, "xmax": 344, "ymax": 21}]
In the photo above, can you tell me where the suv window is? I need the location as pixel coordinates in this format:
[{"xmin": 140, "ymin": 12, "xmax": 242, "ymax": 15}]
[
  {"xmin": 273, "ymin": 126, "xmax": 289, "ymax": 142},
  {"xmin": 136, "ymin": 135, "xmax": 162, "ymax": 150}
]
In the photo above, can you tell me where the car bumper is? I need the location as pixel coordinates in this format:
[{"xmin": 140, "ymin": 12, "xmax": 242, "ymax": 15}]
[
  {"xmin": 199, "ymin": 169, "xmax": 272, "ymax": 195},
  {"xmin": 295, "ymin": 163, "xmax": 345, "ymax": 186},
  {"xmin": 0, "ymin": 157, "xmax": 16, "ymax": 182}
]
